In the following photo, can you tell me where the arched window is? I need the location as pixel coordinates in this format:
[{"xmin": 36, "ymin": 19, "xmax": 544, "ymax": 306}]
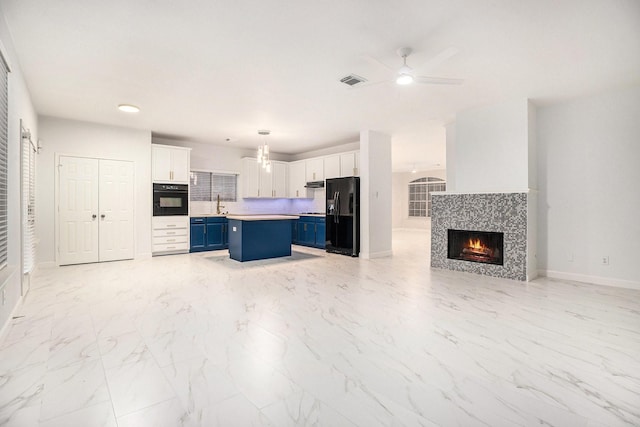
[{"xmin": 408, "ymin": 177, "xmax": 446, "ymax": 217}]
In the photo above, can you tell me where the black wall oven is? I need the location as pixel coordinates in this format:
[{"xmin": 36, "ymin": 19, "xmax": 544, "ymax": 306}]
[{"xmin": 153, "ymin": 183, "xmax": 188, "ymax": 216}]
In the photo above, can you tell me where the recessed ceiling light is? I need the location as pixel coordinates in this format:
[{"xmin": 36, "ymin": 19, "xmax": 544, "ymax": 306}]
[{"xmin": 118, "ymin": 104, "xmax": 140, "ymax": 113}]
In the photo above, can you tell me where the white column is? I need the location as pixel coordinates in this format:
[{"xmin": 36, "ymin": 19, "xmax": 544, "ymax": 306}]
[{"xmin": 360, "ymin": 130, "xmax": 392, "ymax": 259}]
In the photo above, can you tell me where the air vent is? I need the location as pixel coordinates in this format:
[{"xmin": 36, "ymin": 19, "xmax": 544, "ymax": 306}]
[{"xmin": 340, "ymin": 74, "xmax": 367, "ymax": 86}]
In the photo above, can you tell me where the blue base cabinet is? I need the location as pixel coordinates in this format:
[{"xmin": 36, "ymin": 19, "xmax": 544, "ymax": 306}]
[
  {"xmin": 295, "ymin": 216, "xmax": 325, "ymax": 249},
  {"xmin": 190, "ymin": 217, "xmax": 228, "ymax": 252},
  {"xmin": 228, "ymin": 219, "xmax": 293, "ymax": 262}
]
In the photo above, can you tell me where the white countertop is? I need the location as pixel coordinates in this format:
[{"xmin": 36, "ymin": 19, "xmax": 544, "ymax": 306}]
[
  {"xmin": 226, "ymin": 215, "xmax": 300, "ymax": 221},
  {"xmin": 190, "ymin": 213, "xmax": 323, "ymax": 219}
]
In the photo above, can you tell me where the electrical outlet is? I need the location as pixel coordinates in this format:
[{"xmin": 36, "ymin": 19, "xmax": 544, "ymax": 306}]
[{"xmin": 601, "ymin": 256, "xmax": 609, "ymax": 265}]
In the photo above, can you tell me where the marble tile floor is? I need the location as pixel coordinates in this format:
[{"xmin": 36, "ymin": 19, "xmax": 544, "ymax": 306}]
[{"xmin": 1, "ymin": 229, "xmax": 639, "ymax": 426}]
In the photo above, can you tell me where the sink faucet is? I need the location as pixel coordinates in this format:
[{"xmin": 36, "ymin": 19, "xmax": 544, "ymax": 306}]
[{"xmin": 216, "ymin": 194, "xmax": 225, "ymax": 214}]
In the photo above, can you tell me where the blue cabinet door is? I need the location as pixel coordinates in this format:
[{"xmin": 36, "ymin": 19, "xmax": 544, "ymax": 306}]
[
  {"xmin": 190, "ymin": 218, "xmax": 206, "ymax": 252},
  {"xmin": 206, "ymin": 222, "xmax": 225, "ymax": 249},
  {"xmin": 298, "ymin": 219, "xmax": 315, "ymax": 246},
  {"xmin": 315, "ymin": 220, "xmax": 326, "ymax": 249},
  {"xmin": 205, "ymin": 217, "xmax": 228, "ymax": 250}
]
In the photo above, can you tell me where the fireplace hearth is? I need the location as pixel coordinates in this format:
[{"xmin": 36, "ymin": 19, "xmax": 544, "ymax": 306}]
[{"xmin": 447, "ymin": 229, "xmax": 504, "ymax": 266}]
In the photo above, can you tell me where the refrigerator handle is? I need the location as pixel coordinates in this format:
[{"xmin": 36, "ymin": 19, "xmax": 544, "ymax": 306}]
[{"xmin": 335, "ymin": 191, "xmax": 340, "ymax": 223}]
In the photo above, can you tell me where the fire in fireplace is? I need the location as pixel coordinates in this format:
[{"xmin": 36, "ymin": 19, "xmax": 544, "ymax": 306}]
[{"xmin": 447, "ymin": 229, "xmax": 504, "ymax": 265}]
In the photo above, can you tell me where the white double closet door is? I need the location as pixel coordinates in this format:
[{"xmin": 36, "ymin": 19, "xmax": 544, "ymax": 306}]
[{"xmin": 58, "ymin": 156, "xmax": 134, "ymax": 265}]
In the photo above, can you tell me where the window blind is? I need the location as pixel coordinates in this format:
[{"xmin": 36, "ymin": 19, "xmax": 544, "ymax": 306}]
[
  {"xmin": 22, "ymin": 132, "xmax": 36, "ymax": 274},
  {"xmin": 190, "ymin": 171, "xmax": 237, "ymax": 202},
  {"xmin": 190, "ymin": 171, "xmax": 211, "ymax": 201},
  {"xmin": 0, "ymin": 53, "xmax": 9, "ymax": 271},
  {"xmin": 212, "ymin": 173, "xmax": 237, "ymax": 202}
]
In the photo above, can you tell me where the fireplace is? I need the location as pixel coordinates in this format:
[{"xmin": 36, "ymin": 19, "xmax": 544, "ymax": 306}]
[
  {"xmin": 447, "ymin": 229, "xmax": 504, "ymax": 266},
  {"xmin": 431, "ymin": 192, "xmax": 532, "ymax": 281}
]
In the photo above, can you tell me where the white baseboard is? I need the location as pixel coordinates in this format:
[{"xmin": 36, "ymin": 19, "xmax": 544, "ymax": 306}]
[
  {"xmin": 538, "ymin": 270, "xmax": 640, "ymax": 290},
  {"xmin": 361, "ymin": 250, "xmax": 393, "ymax": 259}
]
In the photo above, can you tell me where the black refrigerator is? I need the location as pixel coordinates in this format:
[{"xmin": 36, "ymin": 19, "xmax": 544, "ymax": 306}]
[{"xmin": 325, "ymin": 177, "xmax": 360, "ymax": 256}]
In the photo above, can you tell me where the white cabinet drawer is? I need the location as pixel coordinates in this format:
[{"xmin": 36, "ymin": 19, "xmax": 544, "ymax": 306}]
[
  {"xmin": 153, "ymin": 216, "xmax": 189, "ymax": 230},
  {"xmin": 153, "ymin": 242, "xmax": 189, "ymax": 252},
  {"xmin": 153, "ymin": 236, "xmax": 188, "ymax": 245},
  {"xmin": 153, "ymin": 228, "xmax": 187, "ymax": 238}
]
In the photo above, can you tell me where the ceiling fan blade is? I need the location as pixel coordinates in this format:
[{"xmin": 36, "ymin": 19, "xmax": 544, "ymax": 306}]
[{"xmin": 415, "ymin": 76, "xmax": 464, "ymax": 85}]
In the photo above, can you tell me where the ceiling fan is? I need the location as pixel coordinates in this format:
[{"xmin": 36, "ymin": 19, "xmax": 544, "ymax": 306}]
[{"xmin": 358, "ymin": 47, "xmax": 464, "ymax": 87}]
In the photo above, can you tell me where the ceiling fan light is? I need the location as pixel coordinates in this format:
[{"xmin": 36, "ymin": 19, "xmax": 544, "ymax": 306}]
[
  {"xmin": 117, "ymin": 104, "xmax": 140, "ymax": 113},
  {"xmin": 396, "ymin": 74, "xmax": 414, "ymax": 85}
]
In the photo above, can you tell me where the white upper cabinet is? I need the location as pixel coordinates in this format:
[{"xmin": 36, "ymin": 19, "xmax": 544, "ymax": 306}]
[
  {"xmin": 152, "ymin": 144, "xmax": 190, "ymax": 183},
  {"xmin": 324, "ymin": 155, "xmax": 341, "ymax": 179},
  {"xmin": 242, "ymin": 151, "xmax": 359, "ymax": 198},
  {"xmin": 288, "ymin": 161, "xmax": 308, "ymax": 198},
  {"xmin": 241, "ymin": 158, "xmax": 260, "ymax": 197},
  {"xmin": 340, "ymin": 151, "xmax": 359, "ymax": 177},
  {"xmin": 242, "ymin": 158, "xmax": 288, "ymax": 198},
  {"xmin": 258, "ymin": 164, "xmax": 273, "ymax": 198},
  {"xmin": 271, "ymin": 161, "xmax": 288, "ymax": 198},
  {"xmin": 305, "ymin": 157, "xmax": 324, "ymax": 182}
]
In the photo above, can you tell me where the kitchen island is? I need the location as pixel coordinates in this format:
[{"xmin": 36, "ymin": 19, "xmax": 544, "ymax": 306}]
[{"xmin": 226, "ymin": 215, "xmax": 299, "ymax": 262}]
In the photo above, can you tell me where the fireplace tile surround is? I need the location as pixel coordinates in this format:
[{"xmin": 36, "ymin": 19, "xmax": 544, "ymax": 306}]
[{"xmin": 431, "ymin": 192, "xmax": 534, "ymax": 281}]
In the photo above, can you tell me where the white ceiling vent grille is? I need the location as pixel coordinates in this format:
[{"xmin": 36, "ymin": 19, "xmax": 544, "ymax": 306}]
[{"xmin": 340, "ymin": 74, "xmax": 367, "ymax": 86}]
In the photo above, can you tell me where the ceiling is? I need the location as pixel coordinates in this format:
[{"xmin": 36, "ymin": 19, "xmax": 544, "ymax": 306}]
[{"xmin": 2, "ymin": 0, "xmax": 639, "ymax": 172}]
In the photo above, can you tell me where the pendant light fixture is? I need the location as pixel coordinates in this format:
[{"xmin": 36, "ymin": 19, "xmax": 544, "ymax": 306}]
[{"xmin": 257, "ymin": 130, "xmax": 271, "ymax": 173}]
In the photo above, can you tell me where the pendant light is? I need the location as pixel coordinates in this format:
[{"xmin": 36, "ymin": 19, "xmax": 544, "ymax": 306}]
[{"xmin": 257, "ymin": 130, "xmax": 271, "ymax": 173}]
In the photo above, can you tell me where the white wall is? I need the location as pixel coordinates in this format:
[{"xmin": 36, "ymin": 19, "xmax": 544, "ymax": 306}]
[
  {"xmin": 453, "ymin": 99, "xmax": 531, "ymax": 193},
  {"xmin": 37, "ymin": 117, "xmax": 152, "ymax": 264},
  {"xmin": 360, "ymin": 130, "xmax": 392, "ymax": 258},
  {"xmin": 537, "ymin": 85, "xmax": 640, "ymax": 287},
  {"xmin": 0, "ymin": 8, "xmax": 38, "ymax": 335},
  {"xmin": 445, "ymin": 122, "xmax": 456, "ymax": 191},
  {"xmin": 528, "ymin": 101, "xmax": 538, "ymax": 190},
  {"xmin": 392, "ymin": 169, "xmax": 446, "ymax": 229}
]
